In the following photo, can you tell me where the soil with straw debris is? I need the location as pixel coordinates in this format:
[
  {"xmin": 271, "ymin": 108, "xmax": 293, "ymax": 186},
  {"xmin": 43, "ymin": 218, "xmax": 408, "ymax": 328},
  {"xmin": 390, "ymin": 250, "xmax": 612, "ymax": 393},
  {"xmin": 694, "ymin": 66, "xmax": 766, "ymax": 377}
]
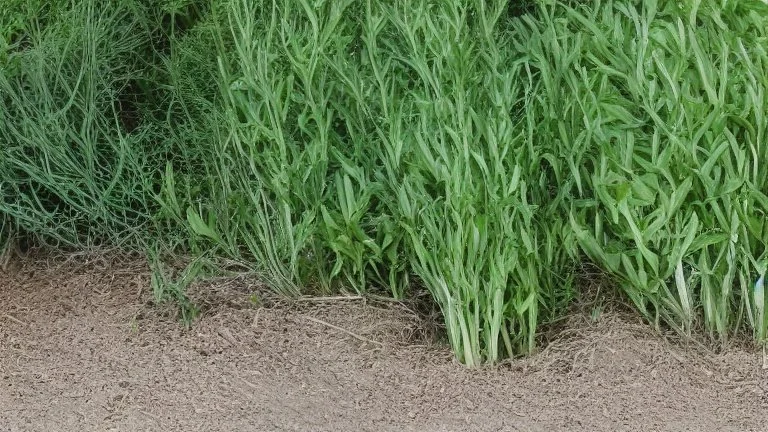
[{"xmin": 1, "ymin": 253, "xmax": 768, "ymax": 431}]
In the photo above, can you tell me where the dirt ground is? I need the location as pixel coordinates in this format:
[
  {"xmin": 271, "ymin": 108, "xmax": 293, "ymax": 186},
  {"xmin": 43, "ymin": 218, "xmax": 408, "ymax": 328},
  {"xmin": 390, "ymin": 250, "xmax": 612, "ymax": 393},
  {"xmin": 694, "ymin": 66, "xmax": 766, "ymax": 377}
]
[{"xmin": 1, "ymin": 254, "xmax": 768, "ymax": 432}]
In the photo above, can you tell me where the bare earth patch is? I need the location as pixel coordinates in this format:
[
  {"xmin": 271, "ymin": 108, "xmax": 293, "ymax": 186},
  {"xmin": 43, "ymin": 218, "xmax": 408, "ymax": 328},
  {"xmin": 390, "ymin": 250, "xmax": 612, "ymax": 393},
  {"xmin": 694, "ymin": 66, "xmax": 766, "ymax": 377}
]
[{"xmin": 1, "ymin": 254, "xmax": 767, "ymax": 431}]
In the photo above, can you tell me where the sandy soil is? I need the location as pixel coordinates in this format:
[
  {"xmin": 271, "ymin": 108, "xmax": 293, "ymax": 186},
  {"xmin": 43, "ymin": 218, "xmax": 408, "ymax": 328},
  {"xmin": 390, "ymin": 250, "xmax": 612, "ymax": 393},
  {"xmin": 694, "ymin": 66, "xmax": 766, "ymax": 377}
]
[{"xmin": 1, "ymin": 254, "xmax": 768, "ymax": 432}]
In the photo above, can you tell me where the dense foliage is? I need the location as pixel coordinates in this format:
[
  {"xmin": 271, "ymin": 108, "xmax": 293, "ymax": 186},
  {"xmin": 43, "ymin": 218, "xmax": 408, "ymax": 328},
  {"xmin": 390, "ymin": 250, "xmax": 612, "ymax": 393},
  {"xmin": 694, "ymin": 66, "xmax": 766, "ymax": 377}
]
[{"xmin": 1, "ymin": 0, "xmax": 767, "ymax": 365}]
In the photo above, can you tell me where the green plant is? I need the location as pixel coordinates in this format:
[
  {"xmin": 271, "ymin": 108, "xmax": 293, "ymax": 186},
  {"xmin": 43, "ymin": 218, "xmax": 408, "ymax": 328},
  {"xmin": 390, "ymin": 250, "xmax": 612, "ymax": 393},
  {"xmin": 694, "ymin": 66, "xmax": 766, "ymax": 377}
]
[
  {"xmin": 148, "ymin": 245, "xmax": 202, "ymax": 325},
  {"xmin": 515, "ymin": 0, "xmax": 768, "ymax": 342},
  {"xmin": 4, "ymin": 0, "xmax": 768, "ymax": 367},
  {"xmin": 0, "ymin": 0, "xmax": 162, "ymax": 248}
]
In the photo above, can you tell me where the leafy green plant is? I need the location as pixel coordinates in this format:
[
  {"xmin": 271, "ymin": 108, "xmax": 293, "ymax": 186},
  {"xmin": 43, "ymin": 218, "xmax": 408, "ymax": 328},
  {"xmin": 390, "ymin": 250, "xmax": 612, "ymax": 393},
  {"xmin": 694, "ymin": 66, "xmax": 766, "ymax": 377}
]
[
  {"xmin": 514, "ymin": 0, "xmax": 768, "ymax": 342},
  {"xmin": 361, "ymin": 0, "xmax": 578, "ymax": 364},
  {"xmin": 4, "ymin": 0, "xmax": 768, "ymax": 367},
  {"xmin": 148, "ymin": 245, "xmax": 202, "ymax": 325}
]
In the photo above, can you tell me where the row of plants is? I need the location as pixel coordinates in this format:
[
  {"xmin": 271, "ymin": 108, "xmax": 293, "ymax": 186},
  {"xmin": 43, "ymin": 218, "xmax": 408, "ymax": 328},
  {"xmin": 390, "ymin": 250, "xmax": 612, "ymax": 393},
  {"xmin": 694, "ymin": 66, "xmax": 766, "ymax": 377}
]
[{"xmin": 1, "ymin": 0, "xmax": 766, "ymax": 365}]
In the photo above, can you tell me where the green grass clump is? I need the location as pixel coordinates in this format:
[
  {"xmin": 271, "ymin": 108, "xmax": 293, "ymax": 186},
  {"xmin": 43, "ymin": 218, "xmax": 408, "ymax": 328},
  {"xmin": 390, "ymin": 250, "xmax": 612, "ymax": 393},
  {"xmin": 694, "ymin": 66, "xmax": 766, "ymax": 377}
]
[
  {"xmin": 371, "ymin": 0, "xmax": 578, "ymax": 363},
  {"xmin": 180, "ymin": 0, "xmax": 577, "ymax": 364},
  {"xmin": 0, "ymin": 0, "xmax": 169, "ymax": 248},
  {"xmin": 2, "ymin": 0, "xmax": 768, "ymax": 366},
  {"xmin": 514, "ymin": 0, "xmax": 768, "ymax": 341}
]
